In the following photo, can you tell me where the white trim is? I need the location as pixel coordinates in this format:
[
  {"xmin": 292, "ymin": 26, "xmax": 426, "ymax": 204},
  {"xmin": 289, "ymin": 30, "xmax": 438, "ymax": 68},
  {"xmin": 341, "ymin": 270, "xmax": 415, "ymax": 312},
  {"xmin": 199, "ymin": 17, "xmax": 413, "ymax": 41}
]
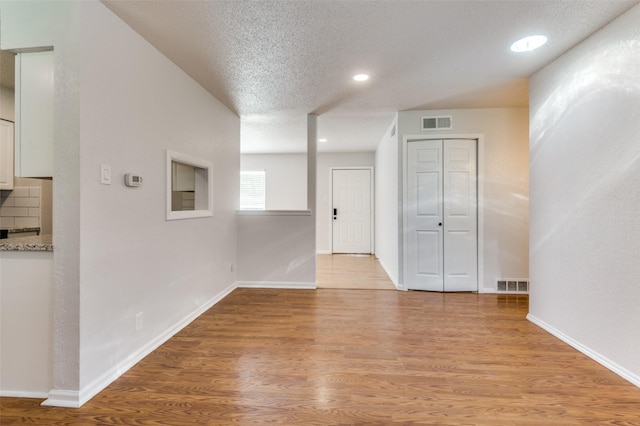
[
  {"xmin": 45, "ymin": 283, "xmax": 237, "ymax": 408},
  {"xmin": 329, "ymin": 166, "xmax": 375, "ymax": 254},
  {"xmin": 401, "ymin": 134, "xmax": 485, "ymax": 292},
  {"xmin": 527, "ymin": 314, "xmax": 640, "ymax": 388},
  {"xmin": 377, "ymin": 256, "xmax": 404, "ymax": 290},
  {"xmin": 166, "ymin": 209, "xmax": 213, "ymax": 221},
  {"xmin": 477, "ymin": 133, "xmax": 485, "ymax": 293},
  {"xmin": 0, "ymin": 390, "xmax": 49, "ymax": 399},
  {"xmin": 236, "ymin": 210, "xmax": 311, "ymax": 216},
  {"xmin": 14, "ymin": 54, "xmax": 22, "ymax": 177},
  {"xmin": 316, "ymin": 250, "xmax": 332, "ymax": 255},
  {"xmin": 236, "ymin": 281, "xmax": 317, "ymax": 289},
  {"xmin": 41, "ymin": 390, "xmax": 81, "ymax": 408}
]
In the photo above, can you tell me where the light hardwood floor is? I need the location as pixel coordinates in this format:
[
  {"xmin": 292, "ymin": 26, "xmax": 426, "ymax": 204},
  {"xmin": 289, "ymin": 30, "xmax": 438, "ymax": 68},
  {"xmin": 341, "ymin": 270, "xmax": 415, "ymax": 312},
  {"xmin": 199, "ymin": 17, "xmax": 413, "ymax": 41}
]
[
  {"xmin": 2, "ymin": 289, "xmax": 639, "ymax": 425},
  {"xmin": 317, "ymin": 254, "xmax": 396, "ymax": 290}
]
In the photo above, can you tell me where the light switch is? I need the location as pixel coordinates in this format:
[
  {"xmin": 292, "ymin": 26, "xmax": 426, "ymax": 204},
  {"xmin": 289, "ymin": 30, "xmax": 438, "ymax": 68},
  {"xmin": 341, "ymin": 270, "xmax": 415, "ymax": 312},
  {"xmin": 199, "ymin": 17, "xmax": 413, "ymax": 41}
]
[{"xmin": 100, "ymin": 164, "xmax": 111, "ymax": 185}]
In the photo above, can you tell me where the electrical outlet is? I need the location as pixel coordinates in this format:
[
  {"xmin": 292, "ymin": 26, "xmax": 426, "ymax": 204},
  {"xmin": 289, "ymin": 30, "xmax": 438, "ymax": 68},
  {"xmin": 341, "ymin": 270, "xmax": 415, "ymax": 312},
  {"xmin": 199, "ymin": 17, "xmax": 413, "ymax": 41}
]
[{"xmin": 135, "ymin": 312, "xmax": 143, "ymax": 331}]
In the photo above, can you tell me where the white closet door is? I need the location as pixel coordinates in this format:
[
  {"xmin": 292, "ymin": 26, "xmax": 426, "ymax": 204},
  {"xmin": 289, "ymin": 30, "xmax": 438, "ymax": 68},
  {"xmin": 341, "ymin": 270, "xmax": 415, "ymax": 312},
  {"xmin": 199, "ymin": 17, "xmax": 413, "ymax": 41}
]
[
  {"xmin": 406, "ymin": 139, "xmax": 477, "ymax": 292},
  {"xmin": 406, "ymin": 140, "xmax": 444, "ymax": 291},
  {"xmin": 442, "ymin": 139, "xmax": 477, "ymax": 291}
]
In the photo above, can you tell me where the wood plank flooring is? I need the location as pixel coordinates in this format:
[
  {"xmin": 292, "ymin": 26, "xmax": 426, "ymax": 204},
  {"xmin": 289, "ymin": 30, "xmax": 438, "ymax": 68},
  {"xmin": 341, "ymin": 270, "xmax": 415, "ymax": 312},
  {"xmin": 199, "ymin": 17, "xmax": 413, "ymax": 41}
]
[
  {"xmin": 2, "ymin": 290, "xmax": 640, "ymax": 425},
  {"xmin": 317, "ymin": 254, "xmax": 396, "ymax": 290}
]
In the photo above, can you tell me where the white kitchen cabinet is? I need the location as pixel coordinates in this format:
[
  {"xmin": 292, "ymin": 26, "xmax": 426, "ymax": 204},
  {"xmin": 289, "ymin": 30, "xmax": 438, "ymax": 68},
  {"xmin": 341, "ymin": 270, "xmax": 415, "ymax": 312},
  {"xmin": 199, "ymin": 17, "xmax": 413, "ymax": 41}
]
[
  {"xmin": 15, "ymin": 51, "xmax": 54, "ymax": 178},
  {"xmin": 0, "ymin": 119, "xmax": 14, "ymax": 190},
  {"xmin": 172, "ymin": 160, "xmax": 196, "ymax": 192}
]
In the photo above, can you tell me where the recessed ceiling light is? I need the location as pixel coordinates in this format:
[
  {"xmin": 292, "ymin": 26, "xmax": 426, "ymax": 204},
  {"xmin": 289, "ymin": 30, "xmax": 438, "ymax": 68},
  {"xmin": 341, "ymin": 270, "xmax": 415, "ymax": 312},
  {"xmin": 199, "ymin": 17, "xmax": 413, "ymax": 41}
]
[
  {"xmin": 353, "ymin": 74, "xmax": 369, "ymax": 82},
  {"xmin": 510, "ymin": 35, "xmax": 548, "ymax": 52},
  {"xmin": 318, "ymin": 138, "xmax": 327, "ymax": 143}
]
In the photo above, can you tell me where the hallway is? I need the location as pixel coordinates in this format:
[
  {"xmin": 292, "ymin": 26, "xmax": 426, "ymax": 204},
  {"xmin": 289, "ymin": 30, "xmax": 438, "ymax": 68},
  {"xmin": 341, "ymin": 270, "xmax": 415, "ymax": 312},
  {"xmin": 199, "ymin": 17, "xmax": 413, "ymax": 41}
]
[{"xmin": 316, "ymin": 254, "xmax": 396, "ymax": 290}]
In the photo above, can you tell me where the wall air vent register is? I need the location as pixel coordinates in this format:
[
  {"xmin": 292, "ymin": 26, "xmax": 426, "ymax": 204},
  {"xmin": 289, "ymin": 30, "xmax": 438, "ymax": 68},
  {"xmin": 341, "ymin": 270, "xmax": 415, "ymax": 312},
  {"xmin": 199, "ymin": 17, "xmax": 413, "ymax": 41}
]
[
  {"xmin": 421, "ymin": 115, "xmax": 452, "ymax": 131},
  {"xmin": 496, "ymin": 278, "xmax": 529, "ymax": 294}
]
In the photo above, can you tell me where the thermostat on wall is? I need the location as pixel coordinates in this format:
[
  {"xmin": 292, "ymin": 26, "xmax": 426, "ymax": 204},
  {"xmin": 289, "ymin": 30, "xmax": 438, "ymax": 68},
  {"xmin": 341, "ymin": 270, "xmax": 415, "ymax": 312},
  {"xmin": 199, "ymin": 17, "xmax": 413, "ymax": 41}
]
[{"xmin": 124, "ymin": 174, "xmax": 143, "ymax": 187}]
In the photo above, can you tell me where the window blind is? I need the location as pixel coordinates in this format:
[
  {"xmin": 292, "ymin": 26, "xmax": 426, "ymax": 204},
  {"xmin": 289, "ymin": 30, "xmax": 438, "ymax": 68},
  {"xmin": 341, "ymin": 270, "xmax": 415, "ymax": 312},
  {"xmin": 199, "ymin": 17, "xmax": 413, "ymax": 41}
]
[{"xmin": 240, "ymin": 171, "xmax": 266, "ymax": 210}]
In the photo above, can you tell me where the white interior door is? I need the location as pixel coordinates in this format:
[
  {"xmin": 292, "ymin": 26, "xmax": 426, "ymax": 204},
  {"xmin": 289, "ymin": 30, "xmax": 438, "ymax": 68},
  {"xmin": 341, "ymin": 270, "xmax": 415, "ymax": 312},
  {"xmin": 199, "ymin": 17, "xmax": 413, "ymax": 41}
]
[
  {"xmin": 332, "ymin": 169, "xmax": 372, "ymax": 254},
  {"xmin": 406, "ymin": 139, "xmax": 477, "ymax": 291},
  {"xmin": 442, "ymin": 139, "xmax": 478, "ymax": 291},
  {"xmin": 406, "ymin": 140, "xmax": 444, "ymax": 290}
]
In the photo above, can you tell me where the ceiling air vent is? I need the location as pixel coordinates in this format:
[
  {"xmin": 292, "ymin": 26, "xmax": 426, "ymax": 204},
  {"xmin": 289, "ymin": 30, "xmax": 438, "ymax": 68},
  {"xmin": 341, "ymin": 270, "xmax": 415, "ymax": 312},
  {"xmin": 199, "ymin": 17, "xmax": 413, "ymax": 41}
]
[{"xmin": 421, "ymin": 115, "xmax": 452, "ymax": 131}]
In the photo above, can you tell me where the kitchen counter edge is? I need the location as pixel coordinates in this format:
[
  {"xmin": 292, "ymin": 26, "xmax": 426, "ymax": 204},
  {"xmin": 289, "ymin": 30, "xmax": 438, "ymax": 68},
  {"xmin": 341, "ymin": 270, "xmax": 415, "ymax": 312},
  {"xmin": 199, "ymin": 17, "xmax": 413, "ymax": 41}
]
[{"xmin": 0, "ymin": 234, "xmax": 53, "ymax": 252}]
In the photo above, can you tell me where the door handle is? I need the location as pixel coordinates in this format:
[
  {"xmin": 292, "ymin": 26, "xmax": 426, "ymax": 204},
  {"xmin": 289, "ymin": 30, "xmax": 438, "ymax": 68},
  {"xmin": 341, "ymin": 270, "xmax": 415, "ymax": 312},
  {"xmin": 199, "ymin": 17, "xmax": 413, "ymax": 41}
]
[
  {"xmin": 333, "ymin": 208, "xmax": 337, "ymax": 216},
  {"xmin": 438, "ymin": 222, "xmax": 442, "ymax": 226}
]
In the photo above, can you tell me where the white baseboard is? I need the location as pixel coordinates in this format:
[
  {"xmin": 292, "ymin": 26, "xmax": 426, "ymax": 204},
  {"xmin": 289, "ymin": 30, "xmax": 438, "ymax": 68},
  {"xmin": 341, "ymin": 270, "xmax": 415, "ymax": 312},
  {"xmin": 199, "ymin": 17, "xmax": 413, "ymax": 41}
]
[
  {"xmin": 41, "ymin": 389, "xmax": 81, "ymax": 408},
  {"xmin": 376, "ymin": 257, "xmax": 403, "ymax": 290},
  {"xmin": 236, "ymin": 281, "xmax": 316, "ymax": 289},
  {"xmin": 0, "ymin": 390, "xmax": 49, "ymax": 399},
  {"xmin": 527, "ymin": 314, "xmax": 640, "ymax": 388},
  {"xmin": 43, "ymin": 283, "xmax": 237, "ymax": 408},
  {"xmin": 316, "ymin": 250, "xmax": 331, "ymax": 255}
]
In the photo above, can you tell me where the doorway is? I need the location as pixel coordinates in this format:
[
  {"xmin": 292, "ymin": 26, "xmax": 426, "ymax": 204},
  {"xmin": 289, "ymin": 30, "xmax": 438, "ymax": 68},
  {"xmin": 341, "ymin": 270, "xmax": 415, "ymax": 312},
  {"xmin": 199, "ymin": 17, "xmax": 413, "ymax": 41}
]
[
  {"xmin": 331, "ymin": 168, "xmax": 373, "ymax": 254},
  {"xmin": 404, "ymin": 139, "xmax": 478, "ymax": 292}
]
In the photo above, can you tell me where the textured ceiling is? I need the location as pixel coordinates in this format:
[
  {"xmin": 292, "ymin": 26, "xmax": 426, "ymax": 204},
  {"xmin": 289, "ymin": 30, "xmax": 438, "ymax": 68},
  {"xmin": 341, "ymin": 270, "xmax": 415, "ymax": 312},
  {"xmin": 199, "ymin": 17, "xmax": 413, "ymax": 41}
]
[{"xmin": 100, "ymin": 1, "xmax": 637, "ymax": 152}]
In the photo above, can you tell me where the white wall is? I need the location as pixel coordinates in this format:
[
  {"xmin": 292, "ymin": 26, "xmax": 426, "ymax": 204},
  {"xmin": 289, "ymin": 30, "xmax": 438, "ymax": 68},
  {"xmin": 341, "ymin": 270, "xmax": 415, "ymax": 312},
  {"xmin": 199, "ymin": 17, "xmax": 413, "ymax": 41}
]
[
  {"xmin": 236, "ymin": 116, "xmax": 317, "ymax": 287},
  {"xmin": 236, "ymin": 211, "xmax": 315, "ymax": 286},
  {"xmin": 1, "ymin": 0, "xmax": 240, "ymax": 406},
  {"xmin": 241, "ymin": 153, "xmax": 306, "ymax": 210},
  {"xmin": 374, "ymin": 118, "xmax": 399, "ymax": 286},
  {"xmin": 2, "ymin": 0, "xmax": 83, "ymax": 401},
  {"xmin": 528, "ymin": 4, "xmax": 640, "ymax": 386},
  {"xmin": 316, "ymin": 152, "xmax": 375, "ymax": 254},
  {"xmin": 0, "ymin": 251, "xmax": 53, "ymax": 397},
  {"xmin": 397, "ymin": 108, "xmax": 529, "ymax": 291}
]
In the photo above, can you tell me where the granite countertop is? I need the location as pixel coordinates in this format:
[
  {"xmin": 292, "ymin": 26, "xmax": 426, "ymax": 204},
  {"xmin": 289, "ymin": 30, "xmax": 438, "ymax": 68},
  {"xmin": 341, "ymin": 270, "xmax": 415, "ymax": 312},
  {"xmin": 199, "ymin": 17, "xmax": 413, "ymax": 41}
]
[{"xmin": 0, "ymin": 234, "xmax": 53, "ymax": 252}]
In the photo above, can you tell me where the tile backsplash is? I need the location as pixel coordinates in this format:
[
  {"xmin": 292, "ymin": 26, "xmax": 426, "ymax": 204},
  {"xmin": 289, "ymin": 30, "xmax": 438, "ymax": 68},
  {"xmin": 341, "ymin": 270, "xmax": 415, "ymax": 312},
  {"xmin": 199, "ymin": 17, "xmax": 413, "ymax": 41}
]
[{"xmin": 0, "ymin": 187, "xmax": 41, "ymax": 229}]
